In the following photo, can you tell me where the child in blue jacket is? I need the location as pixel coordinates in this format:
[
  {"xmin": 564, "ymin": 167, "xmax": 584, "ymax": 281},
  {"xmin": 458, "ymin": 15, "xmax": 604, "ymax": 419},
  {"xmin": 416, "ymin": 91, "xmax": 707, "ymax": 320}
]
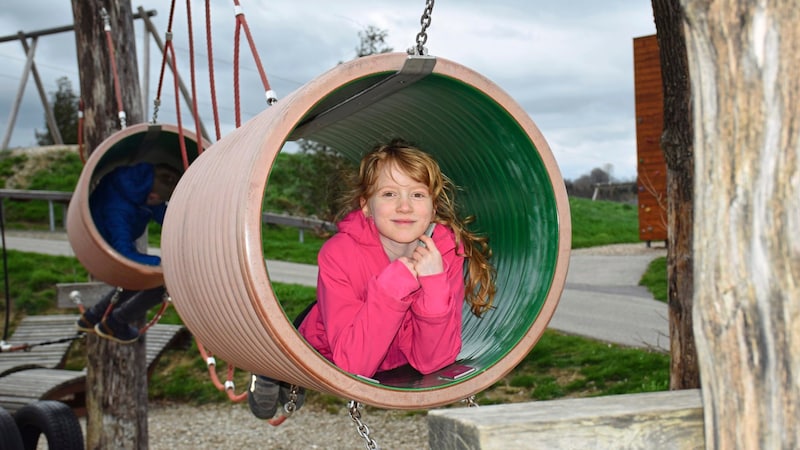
[{"xmin": 76, "ymin": 162, "xmax": 181, "ymax": 343}]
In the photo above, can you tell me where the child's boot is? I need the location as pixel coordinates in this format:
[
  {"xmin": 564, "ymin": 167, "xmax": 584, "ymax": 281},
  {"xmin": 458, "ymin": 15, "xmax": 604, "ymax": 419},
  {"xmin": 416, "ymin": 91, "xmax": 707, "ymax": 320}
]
[
  {"xmin": 247, "ymin": 374, "xmax": 281, "ymax": 419},
  {"xmin": 95, "ymin": 315, "xmax": 139, "ymax": 344},
  {"xmin": 75, "ymin": 310, "xmax": 100, "ymax": 334}
]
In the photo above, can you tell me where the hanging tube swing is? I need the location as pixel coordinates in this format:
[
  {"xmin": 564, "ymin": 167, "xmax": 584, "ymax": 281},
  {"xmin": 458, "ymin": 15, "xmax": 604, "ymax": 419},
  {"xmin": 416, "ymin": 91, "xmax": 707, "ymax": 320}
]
[
  {"xmin": 161, "ymin": 52, "xmax": 571, "ymax": 409},
  {"xmin": 67, "ymin": 122, "xmax": 204, "ymax": 290}
]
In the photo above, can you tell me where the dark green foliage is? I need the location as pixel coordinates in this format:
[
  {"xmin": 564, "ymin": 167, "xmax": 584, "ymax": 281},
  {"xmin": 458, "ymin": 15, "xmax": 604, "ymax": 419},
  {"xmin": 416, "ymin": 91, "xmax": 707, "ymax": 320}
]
[
  {"xmin": 265, "ymin": 143, "xmax": 355, "ymax": 222},
  {"xmin": 35, "ymin": 77, "xmax": 79, "ymax": 146},
  {"xmin": 356, "ymin": 25, "xmax": 393, "ymax": 57}
]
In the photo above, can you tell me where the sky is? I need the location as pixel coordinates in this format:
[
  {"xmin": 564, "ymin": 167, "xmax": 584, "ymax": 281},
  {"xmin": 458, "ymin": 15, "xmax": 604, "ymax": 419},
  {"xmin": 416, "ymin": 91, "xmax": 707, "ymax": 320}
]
[{"xmin": 0, "ymin": 1, "xmax": 656, "ymax": 181}]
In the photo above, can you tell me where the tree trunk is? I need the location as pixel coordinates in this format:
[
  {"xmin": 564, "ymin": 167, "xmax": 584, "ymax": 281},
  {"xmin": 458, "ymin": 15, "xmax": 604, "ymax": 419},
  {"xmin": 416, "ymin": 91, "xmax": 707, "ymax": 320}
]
[
  {"xmin": 650, "ymin": 0, "xmax": 700, "ymax": 390},
  {"xmin": 71, "ymin": 1, "xmax": 147, "ymax": 448},
  {"xmin": 72, "ymin": 0, "xmax": 143, "ymax": 155},
  {"xmin": 682, "ymin": 1, "xmax": 800, "ymax": 448}
]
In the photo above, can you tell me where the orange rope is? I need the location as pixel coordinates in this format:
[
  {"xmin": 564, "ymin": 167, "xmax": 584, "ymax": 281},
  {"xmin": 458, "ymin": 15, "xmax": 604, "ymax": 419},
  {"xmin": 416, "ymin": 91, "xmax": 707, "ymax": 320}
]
[
  {"xmin": 139, "ymin": 300, "xmax": 170, "ymax": 334},
  {"xmin": 101, "ymin": 8, "xmax": 126, "ymax": 129},
  {"xmin": 154, "ymin": 1, "xmax": 178, "ymax": 104},
  {"xmin": 196, "ymin": 340, "xmax": 248, "ymax": 402},
  {"xmin": 232, "ymin": 0, "xmax": 277, "ymax": 127},
  {"xmin": 184, "ymin": 0, "xmax": 205, "ymax": 155},
  {"xmin": 205, "ymin": 0, "xmax": 222, "ymax": 141}
]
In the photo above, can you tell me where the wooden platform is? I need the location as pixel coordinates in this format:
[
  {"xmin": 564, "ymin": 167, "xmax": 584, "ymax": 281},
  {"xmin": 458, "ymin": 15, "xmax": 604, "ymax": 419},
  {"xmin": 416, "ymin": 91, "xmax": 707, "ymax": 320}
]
[{"xmin": 0, "ymin": 315, "xmax": 190, "ymax": 416}]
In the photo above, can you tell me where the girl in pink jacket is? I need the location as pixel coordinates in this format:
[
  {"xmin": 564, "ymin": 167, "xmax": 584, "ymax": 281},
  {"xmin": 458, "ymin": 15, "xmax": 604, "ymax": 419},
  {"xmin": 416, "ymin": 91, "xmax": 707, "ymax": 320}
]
[
  {"xmin": 248, "ymin": 140, "xmax": 496, "ymax": 421},
  {"xmin": 298, "ymin": 141, "xmax": 496, "ymax": 378}
]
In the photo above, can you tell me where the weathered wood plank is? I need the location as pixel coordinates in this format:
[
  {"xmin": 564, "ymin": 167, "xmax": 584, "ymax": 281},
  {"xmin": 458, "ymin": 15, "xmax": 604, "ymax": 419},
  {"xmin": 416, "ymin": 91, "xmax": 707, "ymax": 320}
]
[{"xmin": 428, "ymin": 390, "xmax": 704, "ymax": 450}]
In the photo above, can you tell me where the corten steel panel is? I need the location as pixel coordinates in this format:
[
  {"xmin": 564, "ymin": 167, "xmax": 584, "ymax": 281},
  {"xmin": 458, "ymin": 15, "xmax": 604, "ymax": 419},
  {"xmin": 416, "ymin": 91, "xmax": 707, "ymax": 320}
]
[{"xmin": 634, "ymin": 35, "xmax": 668, "ymax": 242}]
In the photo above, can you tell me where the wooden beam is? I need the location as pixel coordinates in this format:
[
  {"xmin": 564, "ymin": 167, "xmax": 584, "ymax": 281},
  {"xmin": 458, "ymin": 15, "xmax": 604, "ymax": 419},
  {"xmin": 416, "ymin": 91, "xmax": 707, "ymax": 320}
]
[{"xmin": 428, "ymin": 390, "xmax": 704, "ymax": 449}]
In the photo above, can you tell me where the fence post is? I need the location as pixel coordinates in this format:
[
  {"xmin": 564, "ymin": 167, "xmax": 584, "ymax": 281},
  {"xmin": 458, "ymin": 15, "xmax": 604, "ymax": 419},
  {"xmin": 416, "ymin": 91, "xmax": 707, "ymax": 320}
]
[{"xmin": 48, "ymin": 200, "xmax": 55, "ymax": 231}]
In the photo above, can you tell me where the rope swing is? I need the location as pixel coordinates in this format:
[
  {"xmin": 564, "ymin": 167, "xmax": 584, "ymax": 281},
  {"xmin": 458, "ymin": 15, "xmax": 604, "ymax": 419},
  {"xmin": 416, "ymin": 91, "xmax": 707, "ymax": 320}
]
[
  {"xmin": 161, "ymin": 51, "xmax": 571, "ymax": 409},
  {"xmin": 67, "ymin": 2, "xmax": 209, "ymax": 290}
]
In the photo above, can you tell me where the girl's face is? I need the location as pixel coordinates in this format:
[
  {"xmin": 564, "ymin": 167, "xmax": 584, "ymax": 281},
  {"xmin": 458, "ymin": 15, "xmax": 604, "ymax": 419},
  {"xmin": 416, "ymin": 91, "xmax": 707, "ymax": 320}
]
[{"xmin": 361, "ymin": 163, "xmax": 435, "ymax": 256}]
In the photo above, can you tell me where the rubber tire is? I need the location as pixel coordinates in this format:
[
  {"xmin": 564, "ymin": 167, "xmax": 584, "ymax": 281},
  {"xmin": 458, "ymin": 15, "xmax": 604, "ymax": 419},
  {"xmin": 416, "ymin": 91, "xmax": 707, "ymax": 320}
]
[
  {"xmin": 14, "ymin": 401, "xmax": 84, "ymax": 450},
  {"xmin": 0, "ymin": 406, "xmax": 24, "ymax": 450}
]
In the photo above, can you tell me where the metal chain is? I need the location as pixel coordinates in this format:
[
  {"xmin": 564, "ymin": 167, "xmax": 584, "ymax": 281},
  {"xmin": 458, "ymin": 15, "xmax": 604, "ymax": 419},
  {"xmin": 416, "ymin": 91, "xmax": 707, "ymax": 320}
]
[
  {"xmin": 283, "ymin": 385, "xmax": 300, "ymax": 416},
  {"xmin": 409, "ymin": 0, "xmax": 435, "ymax": 55},
  {"xmin": 348, "ymin": 401, "xmax": 380, "ymax": 450},
  {"xmin": 464, "ymin": 395, "xmax": 479, "ymax": 407},
  {"xmin": 151, "ymin": 98, "xmax": 161, "ymax": 124}
]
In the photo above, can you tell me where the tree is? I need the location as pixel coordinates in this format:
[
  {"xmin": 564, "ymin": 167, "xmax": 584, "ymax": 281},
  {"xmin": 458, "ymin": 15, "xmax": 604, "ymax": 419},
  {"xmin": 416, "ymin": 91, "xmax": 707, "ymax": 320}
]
[
  {"xmin": 35, "ymin": 77, "xmax": 79, "ymax": 146},
  {"xmin": 356, "ymin": 25, "xmax": 393, "ymax": 57},
  {"xmin": 71, "ymin": 1, "xmax": 147, "ymax": 448},
  {"xmin": 650, "ymin": 0, "xmax": 699, "ymax": 389},
  {"xmin": 565, "ymin": 167, "xmax": 611, "ymax": 198},
  {"xmin": 681, "ymin": 0, "xmax": 800, "ymax": 447}
]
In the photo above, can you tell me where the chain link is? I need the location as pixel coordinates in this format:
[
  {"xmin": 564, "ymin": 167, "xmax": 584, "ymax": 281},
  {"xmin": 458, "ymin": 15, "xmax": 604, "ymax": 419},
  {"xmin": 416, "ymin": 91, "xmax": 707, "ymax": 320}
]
[
  {"xmin": 464, "ymin": 395, "xmax": 479, "ymax": 407},
  {"xmin": 409, "ymin": 0, "xmax": 435, "ymax": 55},
  {"xmin": 151, "ymin": 98, "xmax": 160, "ymax": 124},
  {"xmin": 348, "ymin": 401, "xmax": 380, "ymax": 449},
  {"xmin": 283, "ymin": 385, "xmax": 300, "ymax": 416}
]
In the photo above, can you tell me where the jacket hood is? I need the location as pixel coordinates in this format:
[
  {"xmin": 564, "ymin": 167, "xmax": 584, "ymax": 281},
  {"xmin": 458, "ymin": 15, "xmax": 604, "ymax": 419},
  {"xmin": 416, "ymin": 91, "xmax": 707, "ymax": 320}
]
[{"xmin": 109, "ymin": 162, "xmax": 155, "ymax": 205}]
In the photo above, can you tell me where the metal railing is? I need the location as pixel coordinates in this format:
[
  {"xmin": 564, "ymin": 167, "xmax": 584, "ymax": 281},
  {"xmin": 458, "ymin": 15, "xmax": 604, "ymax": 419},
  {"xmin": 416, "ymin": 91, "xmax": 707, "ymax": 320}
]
[
  {"xmin": 0, "ymin": 189, "xmax": 71, "ymax": 231},
  {"xmin": 0, "ymin": 189, "xmax": 336, "ymax": 240}
]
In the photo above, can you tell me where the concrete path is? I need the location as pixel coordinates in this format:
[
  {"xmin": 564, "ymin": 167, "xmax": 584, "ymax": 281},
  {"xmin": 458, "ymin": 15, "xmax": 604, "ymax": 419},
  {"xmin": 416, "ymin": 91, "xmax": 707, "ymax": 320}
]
[{"xmin": 1, "ymin": 232, "xmax": 669, "ymax": 352}]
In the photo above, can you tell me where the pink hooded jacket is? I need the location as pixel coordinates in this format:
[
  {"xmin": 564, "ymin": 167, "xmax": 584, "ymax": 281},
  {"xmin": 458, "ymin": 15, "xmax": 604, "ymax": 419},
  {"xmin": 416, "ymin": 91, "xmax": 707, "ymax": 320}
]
[{"xmin": 297, "ymin": 210, "xmax": 465, "ymax": 378}]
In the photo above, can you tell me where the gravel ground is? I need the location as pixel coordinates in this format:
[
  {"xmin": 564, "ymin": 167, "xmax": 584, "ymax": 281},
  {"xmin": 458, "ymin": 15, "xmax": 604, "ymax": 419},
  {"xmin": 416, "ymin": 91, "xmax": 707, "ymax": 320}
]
[
  {"xmin": 146, "ymin": 402, "xmax": 429, "ymax": 449},
  {"xmin": 63, "ymin": 402, "xmax": 430, "ymax": 449}
]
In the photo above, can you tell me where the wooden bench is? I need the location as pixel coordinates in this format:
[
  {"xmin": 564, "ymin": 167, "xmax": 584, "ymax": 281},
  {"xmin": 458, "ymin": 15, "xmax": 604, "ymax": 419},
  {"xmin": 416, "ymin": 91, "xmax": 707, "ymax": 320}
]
[
  {"xmin": 0, "ymin": 314, "xmax": 80, "ymax": 376},
  {"xmin": 0, "ymin": 317, "xmax": 190, "ymax": 416}
]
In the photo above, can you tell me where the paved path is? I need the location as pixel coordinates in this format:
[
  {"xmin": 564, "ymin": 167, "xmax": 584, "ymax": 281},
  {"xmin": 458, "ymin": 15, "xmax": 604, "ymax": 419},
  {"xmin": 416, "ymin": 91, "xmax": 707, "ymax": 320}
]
[{"xmin": 1, "ymin": 232, "xmax": 669, "ymax": 352}]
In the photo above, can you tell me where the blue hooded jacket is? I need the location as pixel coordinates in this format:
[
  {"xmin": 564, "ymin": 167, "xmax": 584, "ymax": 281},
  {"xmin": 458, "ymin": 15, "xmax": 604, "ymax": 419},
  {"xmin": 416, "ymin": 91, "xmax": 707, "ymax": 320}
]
[{"xmin": 90, "ymin": 162, "xmax": 166, "ymax": 266}]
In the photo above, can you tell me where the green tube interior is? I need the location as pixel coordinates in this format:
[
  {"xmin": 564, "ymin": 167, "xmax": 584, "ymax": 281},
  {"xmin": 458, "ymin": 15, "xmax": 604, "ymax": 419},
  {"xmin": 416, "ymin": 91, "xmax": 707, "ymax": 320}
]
[{"xmin": 285, "ymin": 71, "xmax": 560, "ymax": 390}]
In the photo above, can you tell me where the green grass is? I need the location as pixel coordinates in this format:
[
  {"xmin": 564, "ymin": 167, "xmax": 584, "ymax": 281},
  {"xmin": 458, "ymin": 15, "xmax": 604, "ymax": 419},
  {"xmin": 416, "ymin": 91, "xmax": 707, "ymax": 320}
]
[
  {"xmin": 569, "ymin": 197, "xmax": 639, "ymax": 248},
  {"xmin": 478, "ymin": 330, "xmax": 668, "ymax": 404},
  {"xmin": 640, "ymin": 256, "xmax": 667, "ymax": 302}
]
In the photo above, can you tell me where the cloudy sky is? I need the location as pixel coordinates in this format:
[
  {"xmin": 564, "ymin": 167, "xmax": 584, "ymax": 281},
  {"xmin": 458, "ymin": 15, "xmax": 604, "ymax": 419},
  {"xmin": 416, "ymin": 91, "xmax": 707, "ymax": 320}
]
[{"xmin": 0, "ymin": 1, "xmax": 656, "ymax": 181}]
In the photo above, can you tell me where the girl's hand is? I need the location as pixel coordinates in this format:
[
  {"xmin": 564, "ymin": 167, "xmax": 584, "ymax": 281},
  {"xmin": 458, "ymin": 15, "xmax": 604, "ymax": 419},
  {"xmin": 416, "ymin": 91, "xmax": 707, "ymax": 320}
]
[
  {"xmin": 397, "ymin": 256, "xmax": 418, "ymax": 278},
  {"xmin": 412, "ymin": 235, "xmax": 443, "ymax": 276}
]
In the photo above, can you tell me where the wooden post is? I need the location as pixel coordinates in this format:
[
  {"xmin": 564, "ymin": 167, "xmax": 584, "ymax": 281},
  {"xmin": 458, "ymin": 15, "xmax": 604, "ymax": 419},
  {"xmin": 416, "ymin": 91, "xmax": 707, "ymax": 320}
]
[
  {"xmin": 70, "ymin": 1, "xmax": 147, "ymax": 448},
  {"xmin": 682, "ymin": 0, "xmax": 800, "ymax": 447},
  {"xmin": 1, "ymin": 37, "xmax": 37, "ymax": 150},
  {"xmin": 17, "ymin": 34, "xmax": 64, "ymax": 146}
]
